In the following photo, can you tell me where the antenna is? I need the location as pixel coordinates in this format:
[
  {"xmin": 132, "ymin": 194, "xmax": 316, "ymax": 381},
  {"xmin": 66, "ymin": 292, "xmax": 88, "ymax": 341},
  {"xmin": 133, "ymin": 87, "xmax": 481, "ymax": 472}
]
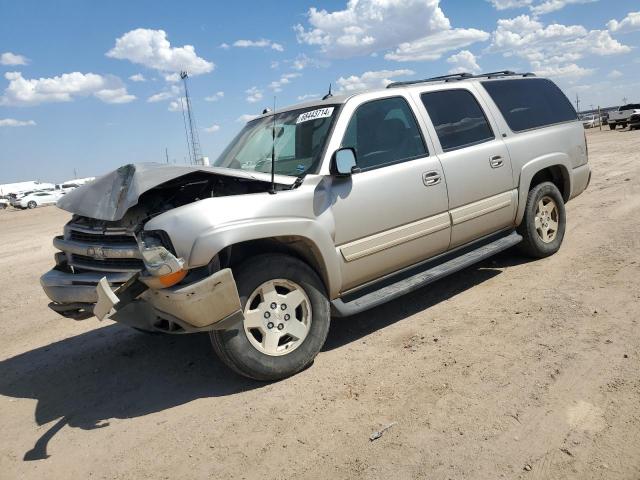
[
  {"xmin": 180, "ymin": 71, "xmax": 203, "ymax": 165},
  {"xmin": 322, "ymin": 83, "xmax": 333, "ymax": 100},
  {"xmin": 269, "ymin": 96, "xmax": 276, "ymax": 195}
]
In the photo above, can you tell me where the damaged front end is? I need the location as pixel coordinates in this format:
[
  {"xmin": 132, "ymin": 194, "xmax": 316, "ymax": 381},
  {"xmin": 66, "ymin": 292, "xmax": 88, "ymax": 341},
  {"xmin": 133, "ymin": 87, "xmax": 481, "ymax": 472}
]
[{"xmin": 41, "ymin": 162, "xmax": 294, "ymax": 333}]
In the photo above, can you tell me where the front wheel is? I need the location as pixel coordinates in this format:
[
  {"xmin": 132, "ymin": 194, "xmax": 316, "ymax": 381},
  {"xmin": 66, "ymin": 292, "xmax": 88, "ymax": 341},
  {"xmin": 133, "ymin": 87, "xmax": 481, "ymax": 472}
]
[
  {"xmin": 27, "ymin": 201, "xmax": 37, "ymax": 209},
  {"xmin": 210, "ymin": 254, "xmax": 330, "ymax": 381},
  {"xmin": 517, "ymin": 182, "xmax": 566, "ymax": 258}
]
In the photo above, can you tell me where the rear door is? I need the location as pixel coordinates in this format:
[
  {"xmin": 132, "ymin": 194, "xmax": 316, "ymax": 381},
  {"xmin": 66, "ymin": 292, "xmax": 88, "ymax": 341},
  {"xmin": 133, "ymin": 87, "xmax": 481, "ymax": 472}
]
[{"xmin": 414, "ymin": 85, "xmax": 516, "ymax": 248}]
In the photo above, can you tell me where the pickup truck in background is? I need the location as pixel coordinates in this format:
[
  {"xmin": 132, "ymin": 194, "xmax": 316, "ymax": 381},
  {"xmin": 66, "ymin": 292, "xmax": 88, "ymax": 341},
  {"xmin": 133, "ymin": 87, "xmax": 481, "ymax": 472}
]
[{"xmin": 608, "ymin": 104, "xmax": 640, "ymax": 130}]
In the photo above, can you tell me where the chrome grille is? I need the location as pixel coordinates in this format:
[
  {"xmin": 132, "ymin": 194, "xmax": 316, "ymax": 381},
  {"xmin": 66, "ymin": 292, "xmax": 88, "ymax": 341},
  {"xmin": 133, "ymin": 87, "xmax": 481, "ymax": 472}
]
[{"xmin": 69, "ymin": 230, "xmax": 134, "ymax": 244}]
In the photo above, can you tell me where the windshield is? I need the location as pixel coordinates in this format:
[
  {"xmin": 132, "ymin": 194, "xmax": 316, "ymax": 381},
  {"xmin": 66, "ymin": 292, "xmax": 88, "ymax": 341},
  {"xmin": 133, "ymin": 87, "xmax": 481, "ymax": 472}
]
[{"xmin": 214, "ymin": 105, "xmax": 339, "ymax": 177}]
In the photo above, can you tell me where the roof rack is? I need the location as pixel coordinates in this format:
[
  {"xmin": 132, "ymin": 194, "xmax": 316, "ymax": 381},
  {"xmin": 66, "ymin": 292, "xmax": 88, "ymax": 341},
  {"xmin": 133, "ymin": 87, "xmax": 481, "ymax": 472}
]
[{"xmin": 386, "ymin": 70, "xmax": 536, "ymax": 89}]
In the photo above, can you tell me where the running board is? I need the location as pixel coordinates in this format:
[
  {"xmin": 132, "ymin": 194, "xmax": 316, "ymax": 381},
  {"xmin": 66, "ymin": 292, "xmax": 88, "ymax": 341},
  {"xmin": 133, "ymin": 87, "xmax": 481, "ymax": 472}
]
[{"xmin": 331, "ymin": 231, "xmax": 522, "ymax": 317}]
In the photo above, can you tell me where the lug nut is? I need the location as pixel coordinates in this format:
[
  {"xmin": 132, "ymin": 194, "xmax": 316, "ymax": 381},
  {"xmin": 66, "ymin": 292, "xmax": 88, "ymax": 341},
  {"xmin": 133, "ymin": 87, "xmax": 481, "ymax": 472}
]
[
  {"xmin": 270, "ymin": 302, "xmax": 277, "ymax": 310},
  {"xmin": 267, "ymin": 322, "xmax": 274, "ymax": 329},
  {"xmin": 264, "ymin": 311, "xmax": 271, "ymax": 319},
  {"xmin": 281, "ymin": 304, "xmax": 287, "ymax": 310},
  {"xmin": 277, "ymin": 323, "xmax": 284, "ymax": 331},
  {"xmin": 284, "ymin": 314, "xmax": 290, "ymax": 321}
]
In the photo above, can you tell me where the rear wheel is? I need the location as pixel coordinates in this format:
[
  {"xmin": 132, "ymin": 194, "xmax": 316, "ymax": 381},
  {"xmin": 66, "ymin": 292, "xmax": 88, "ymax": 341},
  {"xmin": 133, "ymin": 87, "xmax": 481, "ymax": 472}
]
[
  {"xmin": 517, "ymin": 182, "xmax": 566, "ymax": 258},
  {"xmin": 27, "ymin": 201, "xmax": 37, "ymax": 209},
  {"xmin": 210, "ymin": 254, "xmax": 330, "ymax": 381},
  {"xmin": 609, "ymin": 123, "xmax": 616, "ymax": 130}
]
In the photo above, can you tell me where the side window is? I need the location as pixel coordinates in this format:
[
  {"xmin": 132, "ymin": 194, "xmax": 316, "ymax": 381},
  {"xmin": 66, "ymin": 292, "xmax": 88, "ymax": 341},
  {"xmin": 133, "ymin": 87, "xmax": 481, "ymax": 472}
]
[
  {"xmin": 421, "ymin": 89, "xmax": 494, "ymax": 152},
  {"xmin": 481, "ymin": 78, "xmax": 577, "ymax": 132},
  {"xmin": 342, "ymin": 97, "xmax": 426, "ymax": 170}
]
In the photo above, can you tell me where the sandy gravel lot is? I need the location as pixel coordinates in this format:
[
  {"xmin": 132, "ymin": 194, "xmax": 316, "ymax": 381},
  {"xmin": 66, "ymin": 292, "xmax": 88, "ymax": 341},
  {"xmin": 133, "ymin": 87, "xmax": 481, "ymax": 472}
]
[{"xmin": 1, "ymin": 128, "xmax": 639, "ymax": 480}]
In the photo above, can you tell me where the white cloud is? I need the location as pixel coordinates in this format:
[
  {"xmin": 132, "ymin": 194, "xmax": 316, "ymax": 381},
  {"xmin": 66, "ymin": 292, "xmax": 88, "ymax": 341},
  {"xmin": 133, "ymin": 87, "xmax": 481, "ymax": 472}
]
[
  {"xmin": 147, "ymin": 85, "xmax": 180, "ymax": 103},
  {"xmin": 237, "ymin": 113, "xmax": 260, "ymax": 122},
  {"xmin": 269, "ymin": 73, "xmax": 301, "ymax": 92},
  {"xmin": 232, "ymin": 39, "xmax": 284, "ymax": 51},
  {"xmin": 219, "ymin": 43, "xmax": 230, "ymax": 49},
  {"xmin": 386, "ymin": 28, "xmax": 489, "ymax": 62},
  {"xmin": 447, "ymin": 50, "xmax": 481, "ymax": 73},
  {"xmin": 129, "ymin": 73, "xmax": 146, "ymax": 82},
  {"xmin": 0, "ymin": 71, "xmax": 135, "ymax": 106},
  {"xmin": 608, "ymin": 11, "xmax": 640, "ymax": 34},
  {"xmin": 168, "ymin": 99, "xmax": 182, "ymax": 112},
  {"xmin": 295, "ymin": 0, "xmax": 488, "ymax": 60},
  {"xmin": 204, "ymin": 124, "xmax": 220, "ymax": 133},
  {"xmin": 0, "ymin": 118, "xmax": 36, "ymax": 127},
  {"xmin": 245, "ymin": 86, "xmax": 263, "ymax": 103},
  {"xmin": 94, "ymin": 87, "xmax": 136, "ymax": 104},
  {"xmin": 607, "ymin": 69, "xmax": 623, "ymax": 79},
  {"xmin": 107, "ymin": 29, "xmax": 214, "ymax": 76},
  {"xmin": 204, "ymin": 91, "xmax": 224, "ymax": 102},
  {"xmin": 487, "ymin": 0, "xmax": 532, "ymax": 10},
  {"xmin": 530, "ymin": 0, "xmax": 596, "ymax": 16},
  {"xmin": 336, "ymin": 69, "xmax": 414, "ymax": 92},
  {"xmin": 531, "ymin": 62, "xmax": 594, "ymax": 78},
  {"xmin": 297, "ymin": 93, "xmax": 320, "ymax": 101},
  {"xmin": 290, "ymin": 53, "xmax": 326, "ymax": 71},
  {"xmin": 490, "ymin": 15, "xmax": 631, "ymax": 80},
  {"xmin": 0, "ymin": 52, "xmax": 29, "ymax": 66}
]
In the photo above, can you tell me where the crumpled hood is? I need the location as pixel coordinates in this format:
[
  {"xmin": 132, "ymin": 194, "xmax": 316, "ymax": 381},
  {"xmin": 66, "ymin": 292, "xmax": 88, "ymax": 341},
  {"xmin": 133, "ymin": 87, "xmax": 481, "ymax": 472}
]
[{"xmin": 57, "ymin": 163, "xmax": 297, "ymax": 221}]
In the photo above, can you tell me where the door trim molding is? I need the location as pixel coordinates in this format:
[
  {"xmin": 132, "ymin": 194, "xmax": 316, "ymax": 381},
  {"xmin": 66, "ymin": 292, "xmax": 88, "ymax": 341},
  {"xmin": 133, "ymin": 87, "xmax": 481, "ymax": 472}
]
[
  {"xmin": 450, "ymin": 190, "xmax": 514, "ymax": 226},
  {"xmin": 339, "ymin": 212, "xmax": 450, "ymax": 262}
]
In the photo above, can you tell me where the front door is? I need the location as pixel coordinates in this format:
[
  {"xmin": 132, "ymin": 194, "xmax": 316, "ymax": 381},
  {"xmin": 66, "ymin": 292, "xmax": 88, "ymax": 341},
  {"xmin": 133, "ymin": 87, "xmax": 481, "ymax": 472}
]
[
  {"xmin": 329, "ymin": 95, "xmax": 451, "ymax": 291},
  {"xmin": 418, "ymin": 86, "xmax": 516, "ymax": 248}
]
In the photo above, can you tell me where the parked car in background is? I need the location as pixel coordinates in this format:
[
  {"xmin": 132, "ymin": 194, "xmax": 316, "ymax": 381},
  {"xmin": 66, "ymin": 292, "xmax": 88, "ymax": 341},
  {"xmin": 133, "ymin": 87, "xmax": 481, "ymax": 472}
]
[
  {"xmin": 16, "ymin": 190, "xmax": 65, "ymax": 209},
  {"xmin": 0, "ymin": 197, "xmax": 9, "ymax": 210},
  {"xmin": 608, "ymin": 104, "xmax": 640, "ymax": 130},
  {"xmin": 580, "ymin": 114, "xmax": 602, "ymax": 129},
  {"xmin": 628, "ymin": 112, "xmax": 640, "ymax": 131}
]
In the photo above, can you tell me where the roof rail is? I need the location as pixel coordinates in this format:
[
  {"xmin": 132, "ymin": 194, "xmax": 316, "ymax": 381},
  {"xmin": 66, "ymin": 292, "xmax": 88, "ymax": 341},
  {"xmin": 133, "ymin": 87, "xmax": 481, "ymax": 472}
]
[{"xmin": 386, "ymin": 70, "xmax": 536, "ymax": 89}]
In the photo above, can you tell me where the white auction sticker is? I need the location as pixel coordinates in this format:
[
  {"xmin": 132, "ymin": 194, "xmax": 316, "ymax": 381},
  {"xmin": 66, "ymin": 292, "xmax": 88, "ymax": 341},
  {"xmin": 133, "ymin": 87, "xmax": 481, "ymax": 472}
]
[{"xmin": 296, "ymin": 107, "xmax": 334, "ymax": 124}]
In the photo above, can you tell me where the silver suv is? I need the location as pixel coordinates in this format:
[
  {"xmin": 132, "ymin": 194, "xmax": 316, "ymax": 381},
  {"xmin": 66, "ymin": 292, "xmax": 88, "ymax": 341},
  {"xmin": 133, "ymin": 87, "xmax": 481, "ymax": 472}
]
[{"xmin": 42, "ymin": 71, "xmax": 591, "ymax": 380}]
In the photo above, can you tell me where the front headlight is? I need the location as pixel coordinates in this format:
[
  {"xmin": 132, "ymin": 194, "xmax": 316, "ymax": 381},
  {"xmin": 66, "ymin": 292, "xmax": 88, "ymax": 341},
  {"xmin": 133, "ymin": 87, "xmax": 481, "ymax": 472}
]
[{"xmin": 138, "ymin": 230, "xmax": 186, "ymax": 288}]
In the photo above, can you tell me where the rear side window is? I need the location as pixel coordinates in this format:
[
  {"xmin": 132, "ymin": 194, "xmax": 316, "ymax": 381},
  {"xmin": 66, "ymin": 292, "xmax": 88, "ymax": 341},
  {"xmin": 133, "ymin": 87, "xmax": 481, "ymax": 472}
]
[
  {"xmin": 482, "ymin": 78, "xmax": 577, "ymax": 132},
  {"xmin": 420, "ymin": 89, "xmax": 494, "ymax": 152}
]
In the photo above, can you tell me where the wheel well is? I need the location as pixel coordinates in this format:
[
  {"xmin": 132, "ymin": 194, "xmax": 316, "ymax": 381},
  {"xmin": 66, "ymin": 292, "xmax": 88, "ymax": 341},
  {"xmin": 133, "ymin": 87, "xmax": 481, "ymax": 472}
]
[
  {"xmin": 217, "ymin": 237, "xmax": 329, "ymax": 292},
  {"xmin": 529, "ymin": 166, "xmax": 570, "ymax": 202}
]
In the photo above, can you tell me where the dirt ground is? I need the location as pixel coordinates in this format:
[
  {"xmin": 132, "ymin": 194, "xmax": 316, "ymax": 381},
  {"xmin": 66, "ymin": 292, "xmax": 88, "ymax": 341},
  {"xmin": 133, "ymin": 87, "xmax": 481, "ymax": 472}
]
[{"xmin": 1, "ymin": 128, "xmax": 639, "ymax": 480}]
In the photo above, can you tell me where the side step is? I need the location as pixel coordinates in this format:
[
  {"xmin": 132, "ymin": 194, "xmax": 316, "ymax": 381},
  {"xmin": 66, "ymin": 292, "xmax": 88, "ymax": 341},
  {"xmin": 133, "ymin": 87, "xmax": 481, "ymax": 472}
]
[{"xmin": 331, "ymin": 231, "xmax": 522, "ymax": 317}]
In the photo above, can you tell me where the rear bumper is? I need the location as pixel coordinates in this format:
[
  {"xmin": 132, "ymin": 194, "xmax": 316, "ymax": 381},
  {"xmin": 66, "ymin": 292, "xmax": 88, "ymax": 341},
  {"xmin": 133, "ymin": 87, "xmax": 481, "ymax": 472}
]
[{"xmin": 41, "ymin": 267, "xmax": 244, "ymax": 333}]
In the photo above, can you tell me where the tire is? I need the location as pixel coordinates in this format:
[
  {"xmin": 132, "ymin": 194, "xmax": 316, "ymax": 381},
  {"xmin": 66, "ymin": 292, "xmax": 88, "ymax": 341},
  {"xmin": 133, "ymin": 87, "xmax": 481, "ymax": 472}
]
[
  {"xmin": 609, "ymin": 123, "xmax": 616, "ymax": 130},
  {"xmin": 621, "ymin": 123, "xmax": 627, "ymax": 129},
  {"xmin": 210, "ymin": 254, "xmax": 330, "ymax": 381},
  {"xmin": 516, "ymin": 182, "xmax": 566, "ymax": 258},
  {"xmin": 27, "ymin": 201, "xmax": 37, "ymax": 209}
]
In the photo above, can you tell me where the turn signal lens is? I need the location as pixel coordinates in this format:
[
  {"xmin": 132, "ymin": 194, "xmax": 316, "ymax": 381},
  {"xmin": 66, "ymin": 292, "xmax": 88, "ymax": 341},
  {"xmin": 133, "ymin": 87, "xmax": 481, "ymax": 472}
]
[{"xmin": 158, "ymin": 269, "xmax": 187, "ymax": 287}]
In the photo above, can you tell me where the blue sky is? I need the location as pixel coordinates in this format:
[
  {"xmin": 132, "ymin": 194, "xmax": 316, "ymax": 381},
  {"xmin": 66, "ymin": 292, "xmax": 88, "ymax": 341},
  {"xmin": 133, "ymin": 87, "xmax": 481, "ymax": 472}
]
[{"xmin": 1, "ymin": 0, "xmax": 639, "ymax": 183}]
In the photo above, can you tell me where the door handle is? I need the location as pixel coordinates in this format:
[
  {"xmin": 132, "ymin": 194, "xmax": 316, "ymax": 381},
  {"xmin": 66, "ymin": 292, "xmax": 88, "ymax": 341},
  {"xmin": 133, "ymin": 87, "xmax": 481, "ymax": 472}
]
[
  {"xmin": 490, "ymin": 155, "xmax": 504, "ymax": 168},
  {"xmin": 422, "ymin": 171, "xmax": 441, "ymax": 186}
]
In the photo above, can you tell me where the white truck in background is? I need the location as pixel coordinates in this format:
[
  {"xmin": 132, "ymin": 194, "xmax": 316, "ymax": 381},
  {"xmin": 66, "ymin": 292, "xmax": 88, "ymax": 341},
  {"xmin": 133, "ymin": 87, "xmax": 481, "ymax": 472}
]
[{"xmin": 608, "ymin": 104, "xmax": 640, "ymax": 130}]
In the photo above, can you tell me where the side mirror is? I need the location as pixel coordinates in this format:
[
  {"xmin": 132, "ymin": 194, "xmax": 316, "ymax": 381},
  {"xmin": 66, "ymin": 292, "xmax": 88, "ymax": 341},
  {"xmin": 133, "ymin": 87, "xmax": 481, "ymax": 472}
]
[{"xmin": 332, "ymin": 148, "xmax": 358, "ymax": 176}]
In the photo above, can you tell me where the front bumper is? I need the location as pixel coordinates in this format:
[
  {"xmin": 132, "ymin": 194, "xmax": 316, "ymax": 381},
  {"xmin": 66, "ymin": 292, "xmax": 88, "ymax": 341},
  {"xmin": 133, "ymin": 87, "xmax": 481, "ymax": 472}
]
[{"xmin": 42, "ymin": 267, "xmax": 244, "ymax": 333}]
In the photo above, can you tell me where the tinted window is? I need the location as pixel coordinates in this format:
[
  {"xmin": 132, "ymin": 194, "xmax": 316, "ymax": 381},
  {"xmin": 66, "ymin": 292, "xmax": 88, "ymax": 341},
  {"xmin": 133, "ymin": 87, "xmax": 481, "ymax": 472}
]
[
  {"xmin": 621, "ymin": 104, "xmax": 640, "ymax": 110},
  {"xmin": 342, "ymin": 97, "xmax": 426, "ymax": 170},
  {"xmin": 482, "ymin": 78, "xmax": 577, "ymax": 132},
  {"xmin": 421, "ymin": 89, "xmax": 494, "ymax": 152}
]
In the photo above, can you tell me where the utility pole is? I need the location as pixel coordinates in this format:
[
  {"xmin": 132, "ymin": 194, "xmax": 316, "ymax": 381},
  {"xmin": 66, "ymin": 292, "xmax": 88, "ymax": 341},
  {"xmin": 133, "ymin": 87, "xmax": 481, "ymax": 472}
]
[
  {"xmin": 73, "ymin": 168, "xmax": 78, "ymax": 179},
  {"xmin": 165, "ymin": 147, "xmax": 169, "ymax": 164},
  {"xmin": 575, "ymin": 94, "xmax": 580, "ymax": 114},
  {"xmin": 622, "ymin": 96, "xmax": 628, "ymax": 105}
]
